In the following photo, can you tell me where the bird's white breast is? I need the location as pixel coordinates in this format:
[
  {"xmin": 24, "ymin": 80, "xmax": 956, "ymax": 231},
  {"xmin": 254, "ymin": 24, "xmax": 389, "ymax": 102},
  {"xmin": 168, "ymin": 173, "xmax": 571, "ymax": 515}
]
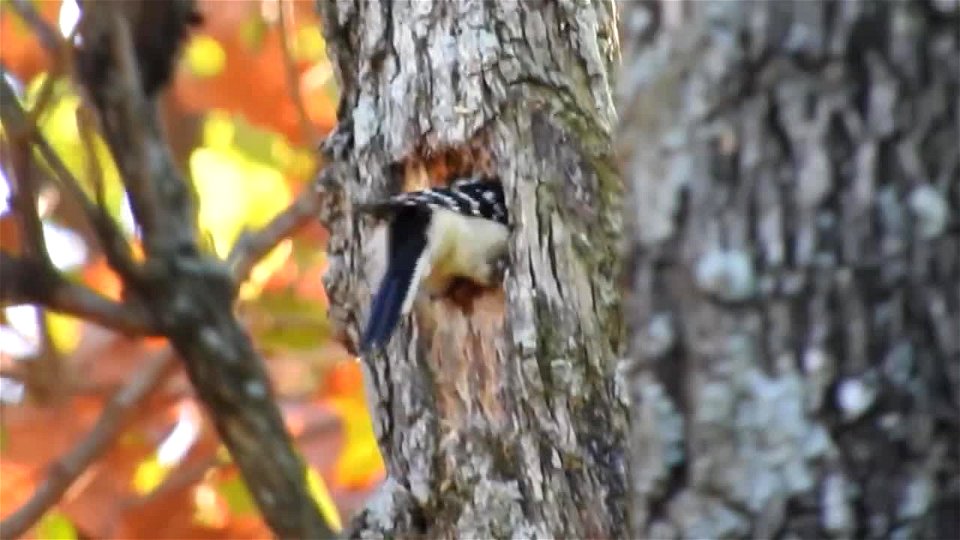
[{"xmin": 426, "ymin": 209, "xmax": 509, "ymax": 290}]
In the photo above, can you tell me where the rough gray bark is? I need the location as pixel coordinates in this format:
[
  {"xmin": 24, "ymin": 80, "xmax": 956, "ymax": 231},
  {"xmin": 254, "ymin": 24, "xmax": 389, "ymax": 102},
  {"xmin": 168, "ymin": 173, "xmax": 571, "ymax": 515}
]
[
  {"xmin": 317, "ymin": 1, "xmax": 628, "ymax": 537},
  {"xmin": 619, "ymin": 1, "xmax": 959, "ymax": 539}
]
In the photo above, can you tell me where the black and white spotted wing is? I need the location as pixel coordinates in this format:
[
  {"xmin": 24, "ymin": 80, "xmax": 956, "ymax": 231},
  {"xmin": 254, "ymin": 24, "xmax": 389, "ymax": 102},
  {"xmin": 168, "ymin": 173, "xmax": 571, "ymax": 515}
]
[{"xmin": 380, "ymin": 178, "xmax": 508, "ymax": 225}]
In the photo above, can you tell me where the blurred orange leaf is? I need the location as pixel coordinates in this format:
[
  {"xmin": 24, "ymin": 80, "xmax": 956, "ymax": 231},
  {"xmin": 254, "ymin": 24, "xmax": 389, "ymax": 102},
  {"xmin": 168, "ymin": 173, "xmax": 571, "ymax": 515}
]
[
  {"xmin": 0, "ymin": 0, "xmax": 60, "ymax": 82},
  {"xmin": 0, "ymin": 212, "xmax": 23, "ymax": 255},
  {"xmin": 174, "ymin": 4, "xmax": 335, "ymax": 145},
  {"xmin": 293, "ymin": 253, "xmax": 329, "ymax": 304},
  {"xmin": 80, "ymin": 256, "xmax": 123, "ymax": 301},
  {"xmin": 300, "ymin": 62, "xmax": 337, "ymax": 132},
  {"xmin": 324, "ymin": 359, "xmax": 363, "ymax": 398}
]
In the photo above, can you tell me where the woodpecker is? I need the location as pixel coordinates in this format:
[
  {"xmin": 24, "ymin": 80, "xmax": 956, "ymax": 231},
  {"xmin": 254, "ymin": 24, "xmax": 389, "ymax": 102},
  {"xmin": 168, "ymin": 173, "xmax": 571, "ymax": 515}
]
[{"xmin": 356, "ymin": 177, "xmax": 510, "ymax": 353}]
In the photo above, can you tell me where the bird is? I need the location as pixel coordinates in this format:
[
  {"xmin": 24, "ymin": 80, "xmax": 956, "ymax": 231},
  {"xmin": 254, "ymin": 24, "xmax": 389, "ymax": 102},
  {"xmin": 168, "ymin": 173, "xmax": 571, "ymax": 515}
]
[{"xmin": 355, "ymin": 177, "xmax": 510, "ymax": 353}]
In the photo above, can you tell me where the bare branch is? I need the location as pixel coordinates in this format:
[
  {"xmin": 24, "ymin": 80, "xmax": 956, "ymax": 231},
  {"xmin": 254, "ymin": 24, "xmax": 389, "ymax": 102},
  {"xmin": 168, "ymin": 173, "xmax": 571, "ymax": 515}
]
[
  {"xmin": 0, "ymin": 349, "xmax": 177, "ymax": 540},
  {"xmin": 227, "ymin": 170, "xmax": 329, "ymax": 285},
  {"xmin": 4, "ymin": 134, "xmax": 51, "ymax": 267},
  {"xmin": 72, "ymin": 3, "xmax": 335, "ymax": 536},
  {"xmin": 74, "ymin": 7, "xmax": 197, "ymax": 259},
  {"xmin": 0, "ymin": 253, "xmax": 155, "ymax": 335},
  {"xmin": 46, "ymin": 281, "xmax": 153, "ymax": 336},
  {"xmin": 0, "ymin": 70, "xmax": 141, "ymax": 280}
]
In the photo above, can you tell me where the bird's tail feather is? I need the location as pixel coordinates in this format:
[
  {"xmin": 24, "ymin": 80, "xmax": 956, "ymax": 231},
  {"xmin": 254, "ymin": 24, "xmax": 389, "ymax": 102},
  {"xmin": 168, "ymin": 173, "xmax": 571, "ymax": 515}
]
[
  {"xmin": 359, "ymin": 233, "xmax": 426, "ymax": 353},
  {"xmin": 360, "ymin": 273, "xmax": 405, "ymax": 353}
]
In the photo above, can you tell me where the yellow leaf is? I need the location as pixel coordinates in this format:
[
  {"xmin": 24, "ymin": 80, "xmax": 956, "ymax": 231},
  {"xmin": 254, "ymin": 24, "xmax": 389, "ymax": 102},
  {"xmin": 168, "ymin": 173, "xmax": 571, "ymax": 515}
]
[
  {"xmin": 35, "ymin": 510, "xmax": 77, "ymax": 540},
  {"xmin": 238, "ymin": 238, "xmax": 293, "ymax": 301},
  {"xmin": 23, "ymin": 75, "xmax": 126, "ymax": 222},
  {"xmin": 270, "ymin": 136, "xmax": 294, "ymax": 169},
  {"xmin": 132, "ymin": 456, "xmax": 172, "ymax": 495},
  {"xmin": 328, "ymin": 397, "xmax": 385, "ymax": 490},
  {"xmin": 306, "ymin": 467, "xmax": 342, "ymax": 533},
  {"xmin": 294, "ymin": 25, "xmax": 326, "ymax": 63},
  {"xmin": 45, "ymin": 311, "xmax": 81, "ymax": 355},
  {"xmin": 201, "ymin": 110, "xmax": 236, "ymax": 150},
  {"xmin": 185, "ymin": 35, "xmax": 226, "ymax": 78},
  {"xmin": 216, "ymin": 474, "xmax": 256, "ymax": 515},
  {"xmin": 288, "ymin": 147, "xmax": 318, "ymax": 183},
  {"xmin": 189, "ymin": 145, "xmax": 291, "ymax": 256}
]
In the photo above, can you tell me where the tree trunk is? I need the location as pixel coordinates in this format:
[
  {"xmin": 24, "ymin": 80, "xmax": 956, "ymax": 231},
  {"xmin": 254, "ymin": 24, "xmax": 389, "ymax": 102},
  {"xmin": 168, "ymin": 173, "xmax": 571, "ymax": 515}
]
[
  {"xmin": 619, "ymin": 1, "xmax": 958, "ymax": 538},
  {"xmin": 317, "ymin": 0, "xmax": 628, "ymax": 537}
]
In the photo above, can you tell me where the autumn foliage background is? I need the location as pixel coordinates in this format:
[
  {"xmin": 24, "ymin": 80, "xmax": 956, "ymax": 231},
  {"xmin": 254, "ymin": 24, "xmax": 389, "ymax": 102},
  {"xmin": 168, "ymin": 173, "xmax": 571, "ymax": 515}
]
[{"xmin": 0, "ymin": 1, "xmax": 383, "ymax": 537}]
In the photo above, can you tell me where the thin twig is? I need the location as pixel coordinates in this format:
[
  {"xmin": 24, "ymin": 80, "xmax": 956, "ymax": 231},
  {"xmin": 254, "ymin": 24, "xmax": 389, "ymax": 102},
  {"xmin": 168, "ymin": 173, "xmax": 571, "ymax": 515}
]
[
  {"xmin": 38, "ymin": 128, "xmax": 141, "ymax": 280},
  {"xmin": 47, "ymin": 278, "xmax": 154, "ymax": 335},
  {"xmin": 5, "ymin": 132, "xmax": 52, "ymax": 268},
  {"xmin": 0, "ymin": 71, "xmax": 141, "ymax": 280},
  {"xmin": 0, "ymin": 349, "xmax": 177, "ymax": 540},
  {"xmin": 277, "ymin": 0, "xmax": 317, "ymax": 146},
  {"xmin": 7, "ymin": 0, "xmax": 74, "ymax": 122},
  {"xmin": 227, "ymin": 170, "xmax": 329, "ymax": 285},
  {"xmin": 104, "ymin": 12, "xmax": 163, "ymax": 250},
  {"xmin": 27, "ymin": 70, "xmax": 63, "ymax": 126},
  {"xmin": 76, "ymin": 107, "xmax": 130, "ymax": 266},
  {"xmin": 2, "ymin": 135, "xmax": 66, "ymax": 403}
]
